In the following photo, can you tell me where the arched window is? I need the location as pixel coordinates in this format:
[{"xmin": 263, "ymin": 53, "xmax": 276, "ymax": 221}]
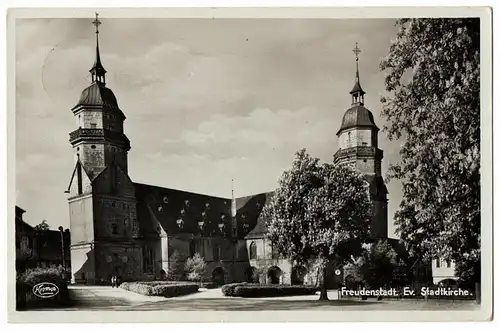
[
  {"xmin": 213, "ymin": 245, "xmax": 221, "ymax": 261},
  {"xmin": 249, "ymin": 241, "xmax": 257, "ymax": 260}
]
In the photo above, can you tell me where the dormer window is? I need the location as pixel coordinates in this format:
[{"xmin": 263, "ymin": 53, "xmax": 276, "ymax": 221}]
[
  {"xmin": 198, "ymin": 221, "xmax": 205, "ymax": 230},
  {"xmin": 218, "ymin": 223, "xmax": 225, "ymax": 231},
  {"xmin": 163, "ymin": 196, "xmax": 168, "ymax": 204},
  {"xmin": 158, "ymin": 205, "xmax": 163, "ymax": 212},
  {"xmin": 176, "ymin": 219, "xmax": 184, "ymax": 229}
]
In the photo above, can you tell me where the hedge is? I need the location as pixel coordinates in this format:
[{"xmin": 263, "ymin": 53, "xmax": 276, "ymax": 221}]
[
  {"xmin": 222, "ymin": 283, "xmax": 318, "ymax": 297},
  {"xmin": 221, "ymin": 282, "xmax": 250, "ymax": 296},
  {"xmin": 16, "ymin": 266, "xmax": 70, "ymax": 310},
  {"xmin": 120, "ymin": 281, "xmax": 199, "ymax": 297}
]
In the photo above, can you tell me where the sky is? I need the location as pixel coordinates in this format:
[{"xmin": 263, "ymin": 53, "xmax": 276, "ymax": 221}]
[{"xmin": 15, "ymin": 17, "xmax": 403, "ymax": 237}]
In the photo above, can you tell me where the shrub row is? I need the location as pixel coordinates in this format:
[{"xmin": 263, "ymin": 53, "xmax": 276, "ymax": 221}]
[
  {"xmin": 222, "ymin": 283, "xmax": 318, "ymax": 297},
  {"xmin": 221, "ymin": 282, "xmax": 250, "ymax": 296},
  {"xmin": 120, "ymin": 282, "xmax": 199, "ymax": 297},
  {"xmin": 16, "ymin": 267, "xmax": 70, "ymax": 310}
]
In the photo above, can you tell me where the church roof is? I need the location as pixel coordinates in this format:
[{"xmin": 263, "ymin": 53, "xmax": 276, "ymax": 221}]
[
  {"xmin": 134, "ymin": 183, "xmax": 271, "ymax": 239},
  {"xmin": 243, "ymin": 192, "xmax": 274, "ymax": 239},
  {"xmin": 72, "ymin": 82, "xmax": 120, "ymax": 110},
  {"xmin": 336, "ymin": 105, "xmax": 379, "ymax": 135}
]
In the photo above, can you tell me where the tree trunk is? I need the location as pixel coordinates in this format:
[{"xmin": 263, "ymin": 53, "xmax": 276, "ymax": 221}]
[{"xmin": 318, "ymin": 265, "xmax": 329, "ymax": 301}]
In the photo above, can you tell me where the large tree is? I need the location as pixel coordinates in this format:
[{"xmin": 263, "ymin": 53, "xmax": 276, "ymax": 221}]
[
  {"xmin": 263, "ymin": 149, "xmax": 372, "ymax": 300},
  {"xmin": 380, "ymin": 18, "xmax": 480, "ymax": 287}
]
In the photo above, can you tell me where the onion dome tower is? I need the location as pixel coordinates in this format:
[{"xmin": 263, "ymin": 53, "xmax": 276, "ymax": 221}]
[
  {"xmin": 68, "ymin": 13, "xmax": 130, "ymax": 179},
  {"xmin": 333, "ymin": 43, "xmax": 388, "ymax": 239}
]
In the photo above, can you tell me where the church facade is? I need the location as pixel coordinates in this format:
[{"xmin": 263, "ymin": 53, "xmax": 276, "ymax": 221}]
[{"xmin": 66, "ymin": 18, "xmax": 390, "ymax": 286}]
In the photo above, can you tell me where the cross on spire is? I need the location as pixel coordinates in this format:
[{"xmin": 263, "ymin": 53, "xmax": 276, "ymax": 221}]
[
  {"xmin": 349, "ymin": 42, "xmax": 365, "ymax": 105},
  {"xmin": 89, "ymin": 12, "xmax": 106, "ymax": 85},
  {"xmin": 353, "ymin": 42, "xmax": 361, "ymax": 61},
  {"xmin": 92, "ymin": 13, "xmax": 101, "ymax": 34}
]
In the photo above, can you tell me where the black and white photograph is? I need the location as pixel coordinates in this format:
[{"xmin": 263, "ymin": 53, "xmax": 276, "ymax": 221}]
[{"xmin": 6, "ymin": 6, "xmax": 492, "ymax": 323}]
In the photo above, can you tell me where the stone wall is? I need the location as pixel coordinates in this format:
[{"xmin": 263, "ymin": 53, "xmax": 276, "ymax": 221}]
[
  {"xmin": 70, "ymin": 243, "xmax": 95, "ymax": 284},
  {"xmin": 76, "ymin": 110, "xmax": 103, "ymax": 129},
  {"xmin": 338, "ymin": 128, "xmax": 373, "ymax": 149},
  {"xmin": 68, "ymin": 195, "xmax": 94, "ymax": 245},
  {"xmin": 93, "ymin": 197, "xmax": 138, "ymax": 240}
]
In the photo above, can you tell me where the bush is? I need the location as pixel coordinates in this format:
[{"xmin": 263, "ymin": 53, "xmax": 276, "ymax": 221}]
[
  {"xmin": 150, "ymin": 284, "xmax": 199, "ymax": 297},
  {"xmin": 119, "ymin": 281, "xmax": 199, "ymax": 297},
  {"xmin": 184, "ymin": 253, "xmax": 208, "ymax": 284},
  {"xmin": 16, "ymin": 266, "xmax": 70, "ymax": 310},
  {"xmin": 223, "ymin": 284, "xmax": 318, "ymax": 298},
  {"xmin": 221, "ymin": 282, "xmax": 250, "ymax": 296}
]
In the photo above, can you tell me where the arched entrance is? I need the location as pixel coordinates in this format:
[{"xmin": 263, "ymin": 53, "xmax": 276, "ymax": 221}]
[
  {"xmin": 212, "ymin": 267, "xmax": 225, "ymax": 286},
  {"xmin": 291, "ymin": 265, "xmax": 307, "ymax": 285},
  {"xmin": 267, "ymin": 266, "xmax": 282, "ymax": 284},
  {"xmin": 245, "ymin": 266, "xmax": 258, "ymax": 283}
]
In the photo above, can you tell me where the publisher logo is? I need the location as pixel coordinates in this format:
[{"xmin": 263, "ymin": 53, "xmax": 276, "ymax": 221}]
[{"xmin": 32, "ymin": 283, "xmax": 59, "ymax": 298}]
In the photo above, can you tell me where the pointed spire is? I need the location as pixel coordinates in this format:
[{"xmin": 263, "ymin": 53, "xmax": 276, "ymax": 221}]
[
  {"xmin": 231, "ymin": 179, "xmax": 236, "ymax": 218},
  {"xmin": 350, "ymin": 42, "xmax": 365, "ymax": 105},
  {"xmin": 90, "ymin": 13, "xmax": 107, "ymax": 85}
]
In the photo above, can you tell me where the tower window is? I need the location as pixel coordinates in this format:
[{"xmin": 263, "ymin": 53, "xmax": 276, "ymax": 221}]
[
  {"xmin": 249, "ymin": 241, "xmax": 257, "ymax": 260},
  {"xmin": 363, "ymin": 159, "xmax": 367, "ymax": 163},
  {"xmin": 76, "ymin": 147, "xmax": 80, "ymax": 151},
  {"xmin": 213, "ymin": 245, "xmax": 221, "ymax": 261},
  {"xmin": 91, "ymin": 145, "xmax": 96, "ymax": 149}
]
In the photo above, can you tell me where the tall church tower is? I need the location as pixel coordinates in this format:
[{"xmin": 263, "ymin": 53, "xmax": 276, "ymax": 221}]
[
  {"xmin": 69, "ymin": 15, "xmax": 130, "ymax": 177},
  {"xmin": 67, "ymin": 14, "xmax": 141, "ymax": 284},
  {"xmin": 333, "ymin": 43, "xmax": 388, "ymax": 239}
]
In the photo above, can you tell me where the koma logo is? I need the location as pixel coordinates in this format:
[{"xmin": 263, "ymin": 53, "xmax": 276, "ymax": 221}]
[{"xmin": 32, "ymin": 282, "xmax": 59, "ymax": 298}]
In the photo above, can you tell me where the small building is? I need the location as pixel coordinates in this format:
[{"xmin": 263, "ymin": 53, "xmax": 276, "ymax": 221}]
[
  {"xmin": 15, "ymin": 206, "xmax": 71, "ymax": 274},
  {"xmin": 432, "ymin": 257, "xmax": 458, "ymax": 286}
]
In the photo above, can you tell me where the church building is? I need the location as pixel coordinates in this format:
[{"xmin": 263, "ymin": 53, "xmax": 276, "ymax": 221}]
[{"xmin": 66, "ymin": 17, "xmax": 390, "ymax": 286}]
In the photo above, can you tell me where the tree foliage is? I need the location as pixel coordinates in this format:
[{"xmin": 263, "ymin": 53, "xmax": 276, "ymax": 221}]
[
  {"xmin": 263, "ymin": 149, "xmax": 372, "ymax": 299},
  {"xmin": 380, "ymin": 19, "xmax": 480, "ymax": 284},
  {"xmin": 167, "ymin": 250, "xmax": 184, "ymax": 281},
  {"xmin": 184, "ymin": 253, "xmax": 207, "ymax": 284},
  {"xmin": 351, "ymin": 240, "xmax": 399, "ymax": 289}
]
